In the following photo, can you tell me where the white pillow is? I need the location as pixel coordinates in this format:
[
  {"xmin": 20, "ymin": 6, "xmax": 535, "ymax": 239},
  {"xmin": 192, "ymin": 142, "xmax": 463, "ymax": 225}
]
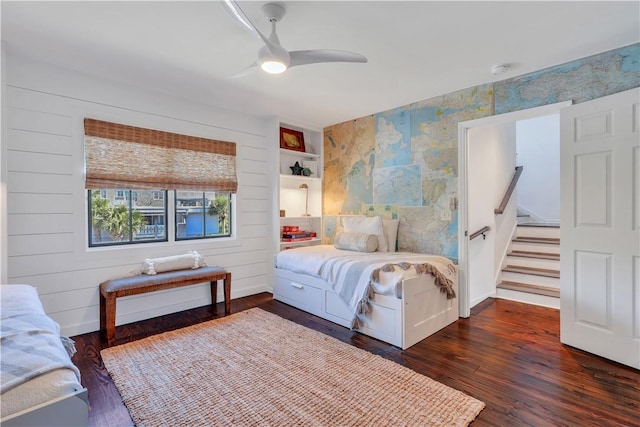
[
  {"xmin": 142, "ymin": 251, "xmax": 205, "ymax": 275},
  {"xmin": 382, "ymin": 219, "xmax": 400, "ymax": 252},
  {"xmin": 383, "ymin": 219, "xmax": 400, "ymax": 252},
  {"xmin": 333, "ymin": 232, "xmax": 378, "ymax": 252},
  {"xmin": 342, "ymin": 216, "xmax": 387, "ymax": 252}
]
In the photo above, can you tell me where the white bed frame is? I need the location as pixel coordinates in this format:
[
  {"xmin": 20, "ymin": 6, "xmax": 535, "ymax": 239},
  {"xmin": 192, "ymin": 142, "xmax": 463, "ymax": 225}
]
[
  {"xmin": 1, "ymin": 284, "xmax": 89, "ymax": 426},
  {"xmin": 274, "ymin": 267, "xmax": 459, "ymax": 349},
  {"xmin": 1, "ymin": 389, "xmax": 89, "ymax": 427}
]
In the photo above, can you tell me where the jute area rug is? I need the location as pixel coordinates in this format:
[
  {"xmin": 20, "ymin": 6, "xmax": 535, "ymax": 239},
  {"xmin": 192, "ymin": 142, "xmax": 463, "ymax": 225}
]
[{"xmin": 101, "ymin": 308, "xmax": 484, "ymax": 426}]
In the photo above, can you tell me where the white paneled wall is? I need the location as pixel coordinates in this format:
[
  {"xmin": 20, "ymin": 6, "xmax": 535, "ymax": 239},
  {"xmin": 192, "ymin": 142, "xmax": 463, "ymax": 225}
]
[{"xmin": 3, "ymin": 54, "xmax": 273, "ymax": 336}]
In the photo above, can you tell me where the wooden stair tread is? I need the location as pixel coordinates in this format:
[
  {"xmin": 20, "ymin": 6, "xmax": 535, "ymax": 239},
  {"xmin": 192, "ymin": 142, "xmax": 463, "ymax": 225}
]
[
  {"xmin": 497, "ymin": 281, "xmax": 560, "ymax": 298},
  {"xmin": 503, "ymin": 265, "xmax": 560, "ymax": 278},
  {"xmin": 513, "ymin": 237, "xmax": 560, "ymax": 244},
  {"xmin": 508, "ymin": 250, "xmax": 560, "ymax": 261}
]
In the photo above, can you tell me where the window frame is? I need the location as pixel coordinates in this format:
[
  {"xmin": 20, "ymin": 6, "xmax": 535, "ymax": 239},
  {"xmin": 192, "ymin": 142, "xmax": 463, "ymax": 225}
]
[
  {"xmin": 87, "ymin": 189, "xmax": 169, "ymax": 248},
  {"xmin": 87, "ymin": 189, "xmax": 234, "ymax": 248},
  {"xmin": 175, "ymin": 191, "xmax": 233, "ymax": 241}
]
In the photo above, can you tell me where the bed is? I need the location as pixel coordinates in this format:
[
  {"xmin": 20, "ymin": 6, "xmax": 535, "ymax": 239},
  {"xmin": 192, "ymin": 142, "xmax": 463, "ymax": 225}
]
[
  {"xmin": 274, "ymin": 217, "xmax": 459, "ymax": 349},
  {"xmin": 0, "ymin": 284, "xmax": 88, "ymax": 427}
]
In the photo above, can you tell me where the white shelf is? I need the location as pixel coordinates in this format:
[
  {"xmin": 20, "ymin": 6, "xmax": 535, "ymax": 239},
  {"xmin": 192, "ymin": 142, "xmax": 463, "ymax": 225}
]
[
  {"xmin": 280, "ymin": 238, "xmax": 321, "ymax": 248},
  {"xmin": 275, "ymin": 120, "xmax": 323, "ymax": 253},
  {"xmin": 279, "ymin": 148, "xmax": 320, "ymax": 159},
  {"xmin": 280, "ymin": 174, "xmax": 321, "ymax": 181}
]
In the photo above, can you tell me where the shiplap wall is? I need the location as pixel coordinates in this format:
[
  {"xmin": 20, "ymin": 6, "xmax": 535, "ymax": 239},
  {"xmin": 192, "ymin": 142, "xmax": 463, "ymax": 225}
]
[{"xmin": 3, "ymin": 54, "xmax": 274, "ymax": 336}]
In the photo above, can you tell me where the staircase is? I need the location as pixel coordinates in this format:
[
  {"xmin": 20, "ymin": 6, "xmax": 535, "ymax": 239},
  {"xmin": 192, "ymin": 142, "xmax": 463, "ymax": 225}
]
[{"xmin": 496, "ymin": 224, "xmax": 560, "ymax": 309}]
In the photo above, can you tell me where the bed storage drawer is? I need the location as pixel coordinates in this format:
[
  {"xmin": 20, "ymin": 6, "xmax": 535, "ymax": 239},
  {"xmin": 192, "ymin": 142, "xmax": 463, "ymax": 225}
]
[{"xmin": 274, "ymin": 275, "xmax": 322, "ymax": 315}]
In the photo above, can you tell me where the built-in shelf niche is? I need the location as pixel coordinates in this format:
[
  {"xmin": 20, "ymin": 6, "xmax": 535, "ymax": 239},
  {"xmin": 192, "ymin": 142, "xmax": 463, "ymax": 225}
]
[
  {"xmin": 276, "ymin": 121, "xmax": 323, "ymax": 251},
  {"xmin": 279, "ymin": 123, "xmax": 322, "ymax": 179},
  {"xmin": 279, "ymin": 175, "xmax": 321, "ymax": 218}
]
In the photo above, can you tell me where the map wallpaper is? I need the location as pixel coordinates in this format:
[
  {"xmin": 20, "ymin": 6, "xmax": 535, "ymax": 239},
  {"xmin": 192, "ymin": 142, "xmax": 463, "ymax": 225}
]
[{"xmin": 322, "ymin": 43, "xmax": 639, "ymax": 261}]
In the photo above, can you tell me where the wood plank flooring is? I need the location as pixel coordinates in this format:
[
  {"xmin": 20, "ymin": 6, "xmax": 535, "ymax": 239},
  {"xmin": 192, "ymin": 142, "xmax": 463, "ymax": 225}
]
[{"xmin": 71, "ymin": 294, "xmax": 639, "ymax": 426}]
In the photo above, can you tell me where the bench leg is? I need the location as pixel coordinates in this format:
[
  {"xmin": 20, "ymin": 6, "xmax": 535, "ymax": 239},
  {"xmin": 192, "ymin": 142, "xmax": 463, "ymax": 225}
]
[
  {"xmin": 99, "ymin": 292, "xmax": 106, "ymax": 336},
  {"xmin": 224, "ymin": 272, "xmax": 231, "ymax": 315},
  {"xmin": 103, "ymin": 294, "xmax": 117, "ymax": 346},
  {"xmin": 210, "ymin": 280, "xmax": 217, "ymax": 306},
  {"xmin": 210, "ymin": 274, "xmax": 231, "ymax": 315}
]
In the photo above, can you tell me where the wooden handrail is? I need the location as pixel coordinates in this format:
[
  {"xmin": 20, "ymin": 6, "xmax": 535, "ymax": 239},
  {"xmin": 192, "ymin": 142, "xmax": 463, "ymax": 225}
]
[
  {"xmin": 495, "ymin": 166, "xmax": 523, "ymax": 214},
  {"xmin": 469, "ymin": 226, "xmax": 490, "ymax": 240}
]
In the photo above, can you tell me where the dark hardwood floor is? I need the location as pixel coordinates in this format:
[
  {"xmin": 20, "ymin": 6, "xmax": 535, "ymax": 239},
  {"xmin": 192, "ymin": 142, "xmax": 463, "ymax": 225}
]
[{"xmin": 72, "ymin": 294, "xmax": 640, "ymax": 427}]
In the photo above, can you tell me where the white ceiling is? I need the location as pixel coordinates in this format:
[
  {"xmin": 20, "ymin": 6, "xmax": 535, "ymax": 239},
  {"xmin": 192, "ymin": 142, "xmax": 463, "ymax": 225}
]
[{"xmin": 2, "ymin": 1, "xmax": 639, "ymax": 129}]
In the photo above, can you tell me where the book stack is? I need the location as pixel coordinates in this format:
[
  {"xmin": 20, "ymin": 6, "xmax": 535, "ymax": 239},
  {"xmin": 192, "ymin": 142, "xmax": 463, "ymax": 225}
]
[{"xmin": 281, "ymin": 229, "xmax": 317, "ymax": 242}]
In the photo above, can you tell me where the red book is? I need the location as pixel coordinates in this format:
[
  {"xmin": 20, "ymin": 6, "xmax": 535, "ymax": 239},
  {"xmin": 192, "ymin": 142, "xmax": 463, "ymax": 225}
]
[
  {"xmin": 282, "ymin": 230, "xmax": 310, "ymax": 236},
  {"xmin": 282, "ymin": 232, "xmax": 312, "ymax": 239},
  {"xmin": 281, "ymin": 237, "xmax": 313, "ymax": 242}
]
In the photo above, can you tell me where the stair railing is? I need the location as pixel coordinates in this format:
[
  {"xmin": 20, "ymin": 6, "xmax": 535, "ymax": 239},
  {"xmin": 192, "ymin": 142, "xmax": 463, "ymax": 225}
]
[
  {"xmin": 469, "ymin": 226, "xmax": 490, "ymax": 240},
  {"xmin": 494, "ymin": 166, "xmax": 523, "ymax": 214}
]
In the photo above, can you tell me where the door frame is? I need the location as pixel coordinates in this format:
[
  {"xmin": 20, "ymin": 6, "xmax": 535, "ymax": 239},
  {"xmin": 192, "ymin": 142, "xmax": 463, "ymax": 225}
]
[{"xmin": 457, "ymin": 101, "xmax": 572, "ymax": 317}]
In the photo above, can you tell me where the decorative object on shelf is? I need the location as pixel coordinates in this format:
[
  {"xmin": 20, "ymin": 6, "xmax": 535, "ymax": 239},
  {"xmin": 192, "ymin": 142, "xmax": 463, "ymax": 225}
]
[
  {"xmin": 280, "ymin": 209, "xmax": 285, "ymax": 217},
  {"xmin": 290, "ymin": 161, "xmax": 303, "ymax": 175},
  {"xmin": 302, "ymin": 160, "xmax": 318, "ymax": 176},
  {"xmin": 280, "ymin": 127, "xmax": 305, "ymax": 152},
  {"xmin": 302, "ymin": 167, "xmax": 312, "ymax": 177},
  {"xmin": 299, "ymin": 183, "xmax": 310, "ymax": 216}
]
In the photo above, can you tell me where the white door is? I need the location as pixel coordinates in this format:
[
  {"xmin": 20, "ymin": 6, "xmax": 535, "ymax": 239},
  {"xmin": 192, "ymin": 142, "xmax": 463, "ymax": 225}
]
[{"xmin": 560, "ymin": 87, "xmax": 640, "ymax": 369}]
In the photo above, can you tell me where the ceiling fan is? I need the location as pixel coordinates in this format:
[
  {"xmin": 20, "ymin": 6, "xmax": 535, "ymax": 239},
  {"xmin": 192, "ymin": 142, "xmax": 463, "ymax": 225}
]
[{"xmin": 223, "ymin": 0, "xmax": 367, "ymax": 75}]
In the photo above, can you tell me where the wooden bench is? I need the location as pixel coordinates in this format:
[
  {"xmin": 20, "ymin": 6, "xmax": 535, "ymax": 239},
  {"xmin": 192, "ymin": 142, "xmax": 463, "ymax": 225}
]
[{"xmin": 99, "ymin": 266, "xmax": 231, "ymax": 345}]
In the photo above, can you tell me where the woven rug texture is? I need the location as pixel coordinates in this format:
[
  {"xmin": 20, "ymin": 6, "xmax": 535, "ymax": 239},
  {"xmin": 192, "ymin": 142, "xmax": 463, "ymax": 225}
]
[{"xmin": 101, "ymin": 308, "xmax": 484, "ymax": 426}]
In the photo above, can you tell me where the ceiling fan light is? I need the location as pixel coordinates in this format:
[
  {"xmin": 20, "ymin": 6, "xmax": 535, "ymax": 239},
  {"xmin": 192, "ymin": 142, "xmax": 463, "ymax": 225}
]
[{"xmin": 260, "ymin": 60, "xmax": 287, "ymax": 74}]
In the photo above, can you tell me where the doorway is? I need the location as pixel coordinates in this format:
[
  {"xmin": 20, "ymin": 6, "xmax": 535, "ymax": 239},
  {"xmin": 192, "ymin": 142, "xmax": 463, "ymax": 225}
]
[
  {"xmin": 515, "ymin": 115, "xmax": 560, "ymax": 225},
  {"xmin": 457, "ymin": 101, "xmax": 572, "ymax": 317}
]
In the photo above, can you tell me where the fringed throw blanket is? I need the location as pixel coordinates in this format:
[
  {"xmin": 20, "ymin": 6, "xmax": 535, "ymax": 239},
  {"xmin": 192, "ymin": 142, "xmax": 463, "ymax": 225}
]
[
  {"xmin": 320, "ymin": 254, "xmax": 456, "ymax": 329},
  {"xmin": 275, "ymin": 246, "xmax": 457, "ymax": 330},
  {"xmin": 1, "ymin": 285, "xmax": 80, "ymax": 394}
]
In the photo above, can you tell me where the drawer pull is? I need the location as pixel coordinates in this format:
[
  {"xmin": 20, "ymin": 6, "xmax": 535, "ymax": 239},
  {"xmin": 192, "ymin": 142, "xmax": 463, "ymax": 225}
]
[{"xmin": 289, "ymin": 282, "xmax": 304, "ymax": 289}]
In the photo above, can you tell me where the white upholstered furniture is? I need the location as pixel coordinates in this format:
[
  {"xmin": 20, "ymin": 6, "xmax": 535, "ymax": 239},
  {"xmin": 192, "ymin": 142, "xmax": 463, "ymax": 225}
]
[{"xmin": 1, "ymin": 284, "xmax": 88, "ymax": 426}]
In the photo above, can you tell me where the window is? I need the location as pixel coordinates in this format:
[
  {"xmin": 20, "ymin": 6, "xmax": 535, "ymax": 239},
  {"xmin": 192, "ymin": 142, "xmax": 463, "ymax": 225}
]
[
  {"xmin": 84, "ymin": 118, "xmax": 238, "ymax": 248},
  {"xmin": 176, "ymin": 191, "xmax": 232, "ymax": 240},
  {"xmin": 88, "ymin": 189, "xmax": 167, "ymax": 247}
]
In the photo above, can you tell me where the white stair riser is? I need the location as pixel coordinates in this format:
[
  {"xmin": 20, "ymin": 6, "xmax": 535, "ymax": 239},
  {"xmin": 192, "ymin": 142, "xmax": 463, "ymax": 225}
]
[
  {"xmin": 506, "ymin": 256, "xmax": 560, "ymax": 270},
  {"xmin": 501, "ymin": 271, "xmax": 560, "ymax": 287},
  {"xmin": 511, "ymin": 241, "xmax": 560, "ymax": 254},
  {"xmin": 495, "ymin": 288, "xmax": 560, "ymax": 309},
  {"xmin": 516, "ymin": 226, "xmax": 560, "ymax": 239}
]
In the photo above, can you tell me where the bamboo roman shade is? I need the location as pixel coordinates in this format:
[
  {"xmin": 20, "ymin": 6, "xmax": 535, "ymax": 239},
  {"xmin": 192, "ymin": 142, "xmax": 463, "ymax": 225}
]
[{"xmin": 84, "ymin": 118, "xmax": 237, "ymax": 192}]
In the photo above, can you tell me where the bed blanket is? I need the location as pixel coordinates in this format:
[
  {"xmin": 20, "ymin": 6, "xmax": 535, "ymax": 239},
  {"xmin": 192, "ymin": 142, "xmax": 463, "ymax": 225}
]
[
  {"xmin": 1, "ymin": 285, "xmax": 80, "ymax": 394},
  {"xmin": 276, "ymin": 246, "xmax": 456, "ymax": 329}
]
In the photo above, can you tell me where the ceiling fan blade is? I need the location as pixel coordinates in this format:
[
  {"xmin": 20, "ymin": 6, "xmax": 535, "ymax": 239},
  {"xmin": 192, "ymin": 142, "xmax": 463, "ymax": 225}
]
[
  {"xmin": 222, "ymin": 0, "xmax": 261, "ymax": 37},
  {"xmin": 228, "ymin": 62, "xmax": 258, "ymax": 79},
  {"xmin": 223, "ymin": 0, "xmax": 281, "ymax": 55},
  {"xmin": 289, "ymin": 50, "xmax": 368, "ymax": 68}
]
